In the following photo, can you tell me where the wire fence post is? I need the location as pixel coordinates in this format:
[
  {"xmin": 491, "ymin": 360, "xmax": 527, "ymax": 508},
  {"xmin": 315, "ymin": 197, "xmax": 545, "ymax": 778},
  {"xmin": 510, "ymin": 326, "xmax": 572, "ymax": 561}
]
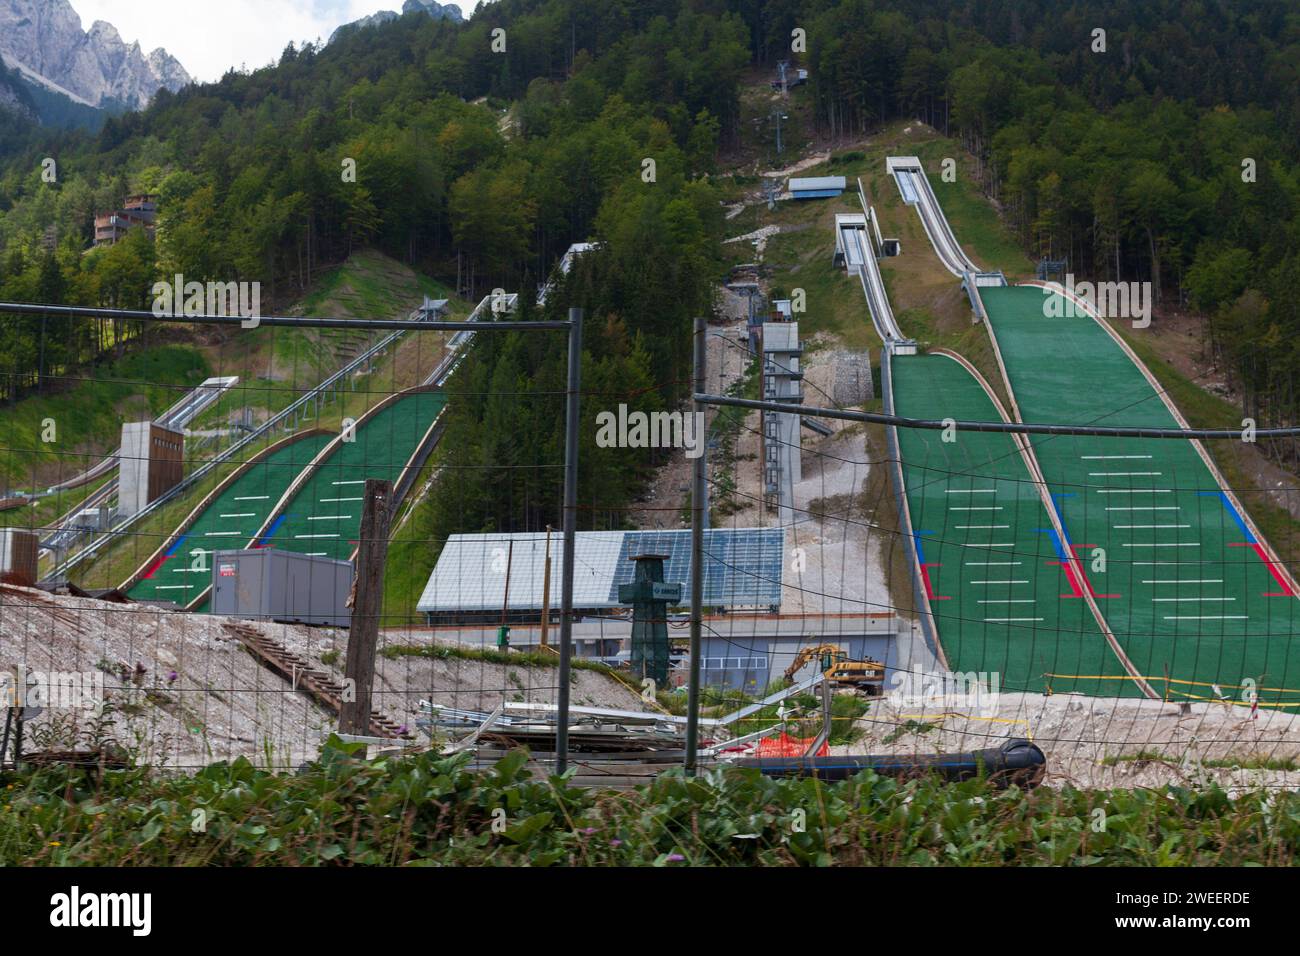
[
  {"xmin": 339, "ymin": 478, "xmax": 392, "ymax": 736},
  {"xmin": 556, "ymin": 307, "xmax": 583, "ymax": 775},
  {"xmin": 686, "ymin": 315, "xmax": 706, "ymax": 773}
]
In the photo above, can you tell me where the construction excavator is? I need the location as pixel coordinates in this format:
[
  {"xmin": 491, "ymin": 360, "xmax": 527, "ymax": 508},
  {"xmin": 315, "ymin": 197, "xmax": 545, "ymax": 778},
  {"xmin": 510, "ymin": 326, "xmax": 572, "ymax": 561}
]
[{"xmin": 783, "ymin": 643, "xmax": 885, "ymax": 696}]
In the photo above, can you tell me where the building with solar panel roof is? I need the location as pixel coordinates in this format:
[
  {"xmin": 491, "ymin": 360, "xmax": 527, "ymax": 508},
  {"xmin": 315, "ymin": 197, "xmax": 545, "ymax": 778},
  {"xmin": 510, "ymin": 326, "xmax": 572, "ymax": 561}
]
[
  {"xmin": 416, "ymin": 528, "xmax": 786, "ymax": 623},
  {"xmin": 414, "ymin": 528, "xmax": 922, "ymax": 690}
]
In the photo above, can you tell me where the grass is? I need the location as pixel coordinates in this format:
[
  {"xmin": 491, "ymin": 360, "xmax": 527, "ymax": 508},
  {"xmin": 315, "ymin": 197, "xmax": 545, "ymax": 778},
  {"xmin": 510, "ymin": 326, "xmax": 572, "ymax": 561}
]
[
  {"xmin": 379, "ymin": 640, "xmax": 653, "ymax": 706},
  {"xmin": 707, "ymin": 354, "xmax": 760, "ymax": 519},
  {"xmin": 911, "ymin": 138, "xmax": 1036, "ymax": 280},
  {"xmin": 759, "ymin": 204, "xmax": 884, "ymax": 352},
  {"xmin": 0, "ymin": 342, "xmax": 210, "ymax": 495},
  {"xmin": 190, "ymin": 250, "xmax": 467, "ymax": 430},
  {"xmin": 1103, "ymin": 750, "xmax": 1300, "ymax": 772},
  {"xmin": 5, "ymin": 472, "xmax": 114, "ymax": 531},
  {"xmin": 379, "ymin": 456, "xmax": 442, "ymax": 624},
  {"xmin": 3, "ymin": 740, "xmax": 1299, "ymax": 865},
  {"xmin": 379, "ymin": 641, "xmax": 627, "ymax": 678}
]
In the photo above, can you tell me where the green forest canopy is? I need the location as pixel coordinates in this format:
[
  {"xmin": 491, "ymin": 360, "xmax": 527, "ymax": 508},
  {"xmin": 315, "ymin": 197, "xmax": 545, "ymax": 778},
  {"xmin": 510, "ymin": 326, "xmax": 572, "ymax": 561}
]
[{"xmin": 0, "ymin": 0, "xmax": 1297, "ymax": 539}]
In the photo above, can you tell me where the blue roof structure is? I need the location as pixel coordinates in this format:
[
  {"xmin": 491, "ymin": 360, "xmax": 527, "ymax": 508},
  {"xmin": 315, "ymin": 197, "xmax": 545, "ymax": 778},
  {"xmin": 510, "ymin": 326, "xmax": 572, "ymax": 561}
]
[{"xmin": 789, "ymin": 176, "xmax": 847, "ymax": 199}]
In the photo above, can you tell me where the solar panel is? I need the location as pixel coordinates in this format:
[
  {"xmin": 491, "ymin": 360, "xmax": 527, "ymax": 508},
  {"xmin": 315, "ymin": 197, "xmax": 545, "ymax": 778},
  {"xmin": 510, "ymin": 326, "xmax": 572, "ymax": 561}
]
[{"xmin": 608, "ymin": 528, "xmax": 785, "ymax": 607}]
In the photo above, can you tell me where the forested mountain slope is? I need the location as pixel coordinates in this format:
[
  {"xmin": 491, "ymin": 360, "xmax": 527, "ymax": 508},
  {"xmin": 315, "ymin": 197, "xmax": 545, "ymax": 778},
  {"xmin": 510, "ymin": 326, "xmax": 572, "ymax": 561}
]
[{"xmin": 0, "ymin": 0, "xmax": 1297, "ymax": 537}]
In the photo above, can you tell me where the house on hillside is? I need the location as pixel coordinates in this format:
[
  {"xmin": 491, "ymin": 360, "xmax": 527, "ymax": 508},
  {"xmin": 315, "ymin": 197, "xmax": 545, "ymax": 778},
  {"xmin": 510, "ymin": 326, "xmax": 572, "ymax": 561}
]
[{"xmin": 93, "ymin": 194, "xmax": 158, "ymax": 246}]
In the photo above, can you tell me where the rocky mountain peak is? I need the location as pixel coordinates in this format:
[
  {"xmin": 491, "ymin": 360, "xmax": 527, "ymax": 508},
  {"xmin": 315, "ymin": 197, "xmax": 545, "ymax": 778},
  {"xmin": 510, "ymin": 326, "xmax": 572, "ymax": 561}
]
[
  {"xmin": 331, "ymin": 0, "xmax": 464, "ymax": 45},
  {"xmin": 0, "ymin": 0, "xmax": 191, "ymax": 111}
]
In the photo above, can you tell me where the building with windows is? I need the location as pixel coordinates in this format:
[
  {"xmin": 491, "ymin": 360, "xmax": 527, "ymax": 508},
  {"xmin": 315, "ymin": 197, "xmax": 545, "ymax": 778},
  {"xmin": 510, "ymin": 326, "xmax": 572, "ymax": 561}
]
[
  {"xmin": 93, "ymin": 194, "xmax": 158, "ymax": 246},
  {"xmin": 787, "ymin": 176, "xmax": 846, "ymax": 200},
  {"xmin": 118, "ymin": 421, "xmax": 184, "ymax": 518}
]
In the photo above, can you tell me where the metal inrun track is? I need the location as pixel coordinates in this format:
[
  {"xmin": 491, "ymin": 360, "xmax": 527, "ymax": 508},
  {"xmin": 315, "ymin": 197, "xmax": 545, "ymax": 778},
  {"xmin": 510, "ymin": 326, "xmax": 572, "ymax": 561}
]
[{"xmin": 44, "ymin": 308, "xmax": 434, "ymax": 584}]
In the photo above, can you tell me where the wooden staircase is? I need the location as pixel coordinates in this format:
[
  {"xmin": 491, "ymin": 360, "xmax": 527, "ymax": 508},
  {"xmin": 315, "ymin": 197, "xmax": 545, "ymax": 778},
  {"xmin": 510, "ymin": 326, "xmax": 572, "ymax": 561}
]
[{"xmin": 222, "ymin": 621, "xmax": 409, "ymax": 739}]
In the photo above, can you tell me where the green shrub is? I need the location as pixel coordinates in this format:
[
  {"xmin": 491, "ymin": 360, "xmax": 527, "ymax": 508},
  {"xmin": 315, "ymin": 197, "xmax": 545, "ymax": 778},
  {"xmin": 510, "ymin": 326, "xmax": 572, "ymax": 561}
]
[{"xmin": 1, "ymin": 738, "xmax": 1297, "ymax": 866}]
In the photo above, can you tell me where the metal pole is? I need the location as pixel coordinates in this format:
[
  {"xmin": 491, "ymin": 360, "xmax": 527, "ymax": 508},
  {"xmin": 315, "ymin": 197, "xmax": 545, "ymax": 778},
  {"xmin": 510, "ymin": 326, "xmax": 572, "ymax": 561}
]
[
  {"xmin": 540, "ymin": 525, "xmax": 552, "ymax": 648},
  {"xmin": 500, "ymin": 539, "xmax": 514, "ymax": 627},
  {"xmin": 1, "ymin": 708, "xmax": 12, "ymax": 770},
  {"xmin": 686, "ymin": 316, "xmax": 707, "ymax": 773},
  {"xmin": 556, "ymin": 308, "xmax": 582, "ymax": 775}
]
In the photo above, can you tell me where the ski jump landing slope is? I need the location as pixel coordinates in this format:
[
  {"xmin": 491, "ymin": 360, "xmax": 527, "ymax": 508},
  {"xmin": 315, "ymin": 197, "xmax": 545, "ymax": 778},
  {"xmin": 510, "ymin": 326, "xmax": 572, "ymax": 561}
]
[
  {"xmin": 978, "ymin": 284, "xmax": 1300, "ymax": 707},
  {"xmin": 183, "ymin": 388, "xmax": 446, "ymax": 614},
  {"xmin": 888, "ymin": 349, "xmax": 1133, "ymax": 695},
  {"xmin": 124, "ymin": 429, "xmax": 334, "ymax": 604}
]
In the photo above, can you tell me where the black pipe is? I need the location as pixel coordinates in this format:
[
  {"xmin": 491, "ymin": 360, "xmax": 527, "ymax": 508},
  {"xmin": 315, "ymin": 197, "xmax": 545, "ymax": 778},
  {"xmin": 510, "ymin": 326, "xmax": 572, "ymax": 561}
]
[
  {"xmin": 697, "ymin": 392, "xmax": 1300, "ymax": 440},
  {"xmin": 0, "ymin": 301, "xmax": 570, "ymax": 333},
  {"xmin": 734, "ymin": 737, "xmax": 1046, "ymax": 788}
]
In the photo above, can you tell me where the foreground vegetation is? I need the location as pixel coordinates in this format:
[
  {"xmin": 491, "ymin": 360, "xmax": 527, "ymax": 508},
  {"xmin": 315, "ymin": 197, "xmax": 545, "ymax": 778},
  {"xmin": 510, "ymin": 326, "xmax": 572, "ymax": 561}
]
[{"xmin": 1, "ymin": 740, "xmax": 1296, "ymax": 866}]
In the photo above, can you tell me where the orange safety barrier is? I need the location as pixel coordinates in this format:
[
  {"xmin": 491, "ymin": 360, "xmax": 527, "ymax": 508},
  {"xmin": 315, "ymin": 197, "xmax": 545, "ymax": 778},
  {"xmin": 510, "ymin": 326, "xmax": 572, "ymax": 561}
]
[{"xmin": 756, "ymin": 732, "xmax": 830, "ymax": 758}]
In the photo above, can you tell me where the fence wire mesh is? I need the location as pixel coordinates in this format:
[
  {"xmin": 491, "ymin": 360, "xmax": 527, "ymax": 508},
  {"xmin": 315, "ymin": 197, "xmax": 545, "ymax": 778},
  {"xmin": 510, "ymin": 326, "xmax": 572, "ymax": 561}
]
[{"xmin": 2, "ymin": 304, "xmax": 1300, "ymax": 793}]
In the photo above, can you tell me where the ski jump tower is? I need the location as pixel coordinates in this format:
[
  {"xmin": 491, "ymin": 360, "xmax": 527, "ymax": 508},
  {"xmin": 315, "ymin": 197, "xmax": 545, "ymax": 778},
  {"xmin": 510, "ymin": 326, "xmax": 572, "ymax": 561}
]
[{"xmin": 761, "ymin": 314, "xmax": 803, "ymax": 525}]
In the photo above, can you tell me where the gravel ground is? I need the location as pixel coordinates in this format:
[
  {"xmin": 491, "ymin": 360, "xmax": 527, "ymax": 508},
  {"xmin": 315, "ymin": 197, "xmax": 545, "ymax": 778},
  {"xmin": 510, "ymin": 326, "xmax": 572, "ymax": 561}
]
[
  {"xmin": 298, "ymin": 627, "xmax": 649, "ymax": 720},
  {"xmin": 0, "ymin": 586, "xmax": 647, "ymax": 770},
  {"xmin": 0, "ymin": 584, "xmax": 334, "ymax": 769},
  {"xmin": 8, "ymin": 584, "xmax": 1298, "ymax": 791},
  {"xmin": 835, "ymin": 689, "xmax": 1300, "ymax": 793},
  {"xmin": 731, "ymin": 344, "xmax": 892, "ymax": 618}
]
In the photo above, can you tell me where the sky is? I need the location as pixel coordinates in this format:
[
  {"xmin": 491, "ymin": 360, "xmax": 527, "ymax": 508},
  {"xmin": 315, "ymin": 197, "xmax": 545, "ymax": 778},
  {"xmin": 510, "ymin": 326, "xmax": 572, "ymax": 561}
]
[{"xmin": 69, "ymin": 1, "xmax": 484, "ymax": 83}]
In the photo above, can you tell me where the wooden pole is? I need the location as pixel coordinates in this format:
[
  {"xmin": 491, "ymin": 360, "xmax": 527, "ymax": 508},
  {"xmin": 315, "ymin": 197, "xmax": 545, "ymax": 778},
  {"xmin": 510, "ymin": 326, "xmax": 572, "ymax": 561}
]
[
  {"xmin": 685, "ymin": 316, "xmax": 706, "ymax": 773},
  {"xmin": 540, "ymin": 526, "xmax": 552, "ymax": 648},
  {"xmin": 339, "ymin": 478, "xmax": 393, "ymax": 736}
]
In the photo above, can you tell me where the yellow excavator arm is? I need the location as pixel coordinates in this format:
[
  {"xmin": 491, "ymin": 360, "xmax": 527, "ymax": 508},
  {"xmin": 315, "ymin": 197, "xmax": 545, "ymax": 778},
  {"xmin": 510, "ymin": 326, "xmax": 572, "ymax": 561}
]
[
  {"xmin": 783, "ymin": 641, "xmax": 885, "ymax": 693},
  {"xmin": 782, "ymin": 643, "xmax": 846, "ymax": 684}
]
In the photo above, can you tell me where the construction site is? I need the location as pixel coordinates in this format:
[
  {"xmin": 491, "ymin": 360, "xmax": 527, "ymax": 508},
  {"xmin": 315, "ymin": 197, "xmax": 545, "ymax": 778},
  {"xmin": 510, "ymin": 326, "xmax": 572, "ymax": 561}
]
[
  {"xmin": 2, "ymin": 0, "xmax": 1298, "ymax": 919},
  {"xmin": 1, "ymin": 138, "xmax": 1299, "ymax": 797},
  {"xmin": 0, "ymin": 6, "xmax": 1299, "ymax": 813}
]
